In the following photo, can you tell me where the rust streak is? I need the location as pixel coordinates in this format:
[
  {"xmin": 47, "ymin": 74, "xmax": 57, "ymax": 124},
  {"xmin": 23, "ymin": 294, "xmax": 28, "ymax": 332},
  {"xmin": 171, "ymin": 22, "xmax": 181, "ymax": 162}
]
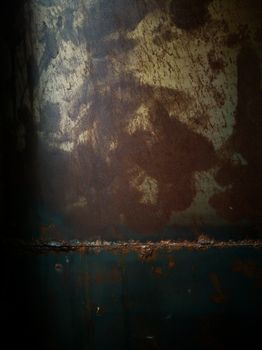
[{"xmin": 3, "ymin": 238, "xmax": 262, "ymax": 254}]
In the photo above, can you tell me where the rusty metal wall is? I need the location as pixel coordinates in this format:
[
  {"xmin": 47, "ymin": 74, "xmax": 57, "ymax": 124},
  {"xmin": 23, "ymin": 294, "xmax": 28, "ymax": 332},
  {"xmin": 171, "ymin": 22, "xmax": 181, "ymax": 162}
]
[
  {"xmin": 1, "ymin": 2, "xmax": 262, "ymax": 350},
  {"xmin": 2, "ymin": 0, "xmax": 261, "ymax": 241}
]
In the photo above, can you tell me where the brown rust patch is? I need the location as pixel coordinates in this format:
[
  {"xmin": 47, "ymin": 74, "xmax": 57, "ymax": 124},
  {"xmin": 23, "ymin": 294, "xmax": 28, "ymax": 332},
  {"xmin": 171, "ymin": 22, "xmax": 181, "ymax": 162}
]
[
  {"xmin": 55, "ymin": 263, "xmax": 63, "ymax": 272},
  {"xmin": 170, "ymin": 0, "xmax": 211, "ymax": 30},
  {"xmin": 9, "ymin": 238, "xmax": 262, "ymax": 256},
  {"xmin": 232, "ymin": 260, "xmax": 261, "ymax": 279},
  {"xmin": 152, "ymin": 266, "xmax": 163, "ymax": 276},
  {"xmin": 209, "ymin": 48, "xmax": 262, "ymax": 224},
  {"xmin": 190, "ymin": 113, "xmax": 212, "ymax": 131},
  {"xmin": 45, "ymin": 79, "xmax": 217, "ymax": 238},
  {"xmin": 210, "ymin": 294, "xmax": 226, "ymax": 304},
  {"xmin": 94, "ymin": 267, "xmax": 121, "ymax": 284},
  {"xmin": 138, "ymin": 248, "xmax": 158, "ymax": 262},
  {"xmin": 232, "ymin": 259, "xmax": 262, "ymax": 288},
  {"xmin": 225, "ymin": 25, "xmax": 250, "ymax": 48},
  {"xmin": 209, "ymin": 272, "xmax": 227, "ymax": 304},
  {"xmin": 212, "ymin": 88, "xmax": 226, "ymax": 108},
  {"xmin": 208, "ymin": 49, "xmax": 225, "ymax": 74},
  {"xmin": 167, "ymin": 256, "xmax": 176, "ymax": 269},
  {"xmin": 110, "ymin": 98, "xmax": 216, "ymax": 234},
  {"xmin": 162, "ymin": 29, "xmax": 176, "ymax": 42}
]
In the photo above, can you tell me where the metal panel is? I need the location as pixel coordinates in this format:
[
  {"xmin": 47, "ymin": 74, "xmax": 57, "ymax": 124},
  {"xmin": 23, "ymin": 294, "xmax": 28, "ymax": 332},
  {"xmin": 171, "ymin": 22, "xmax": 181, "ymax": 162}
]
[
  {"xmin": 2, "ymin": 0, "xmax": 262, "ymax": 241},
  {"xmin": 2, "ymin": 247, "xmax": 262, "ymax": 349},
  {"xmin": 1, "ymin": 3, "xmax": 262, "ymax": 350}
]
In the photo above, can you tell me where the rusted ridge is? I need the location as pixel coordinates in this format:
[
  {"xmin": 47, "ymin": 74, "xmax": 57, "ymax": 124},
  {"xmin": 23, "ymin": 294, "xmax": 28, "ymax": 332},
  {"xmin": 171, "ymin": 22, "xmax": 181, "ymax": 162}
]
[{"xmin": 2, "ymin": 236, "xmax": 262, "ymax": 253}]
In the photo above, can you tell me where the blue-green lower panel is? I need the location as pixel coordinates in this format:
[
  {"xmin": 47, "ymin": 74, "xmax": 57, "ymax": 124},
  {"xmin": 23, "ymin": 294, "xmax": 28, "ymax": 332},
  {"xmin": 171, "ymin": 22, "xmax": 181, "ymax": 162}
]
[{"xmin": 2, "ymin": 248, "xmax": 262, "ymax": 349}]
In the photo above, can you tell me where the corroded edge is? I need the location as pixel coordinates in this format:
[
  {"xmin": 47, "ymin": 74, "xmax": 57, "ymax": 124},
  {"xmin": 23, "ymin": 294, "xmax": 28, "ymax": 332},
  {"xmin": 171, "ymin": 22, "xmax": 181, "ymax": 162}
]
[{"xmin": 2, "ymin": 236, "xmax": 262, "ymax": 255}]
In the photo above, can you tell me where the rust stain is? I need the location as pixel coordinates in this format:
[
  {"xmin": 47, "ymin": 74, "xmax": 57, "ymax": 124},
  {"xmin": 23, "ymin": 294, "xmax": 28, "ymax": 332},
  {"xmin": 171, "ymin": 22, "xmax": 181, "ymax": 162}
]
[
  {"xmin": 232, "ymin": 259, "xmax": 262, "ymax": 289},
  {"xmin": 167, "ymin": 256, "xmax": 176, "ymax": 269},
  {"xmin": 5, "ymin": 238, "xmax": 262, "ymax": 255},
  {"xmin": 208, "ymin": 49, "xmax": 225, "ymax": 74},
  {"xmin": 94, "ymin": 267, "xmax": 121, "ymax": 284},
  {"xmin": 138, "ymin": 248, "xmax": 158, "ymax": 262},
  {"xmin": 55, "ymin": 263, "xmax": 63, "ymax": 272},
  {"xmin": 12, "ymin": 0, "xmax": 262, "ymax": 240},
  {"xmin": 225, "ymin": 29, "xmax": 249, "ymax": 48},
  {"xmin": 50, "ymin": 81, "xmax": 217, "ymax": 237},
  {"xmin": 170, "ymin": 0, "xmax": 212, "ymax": 30},
  {"xmin": 210, "ymin": 294, "xmax": 226, "ymax": 304},
  {"xmin": 232, "ymin": 259, "xmax": 261, "ymax": 279},
  {"xmin": 152, "ymin": 266, "xmax": 163, "ymax": 276},
  {"xmin": 209, "ymin": 272, "xmax": 227, "ymax": 304}
]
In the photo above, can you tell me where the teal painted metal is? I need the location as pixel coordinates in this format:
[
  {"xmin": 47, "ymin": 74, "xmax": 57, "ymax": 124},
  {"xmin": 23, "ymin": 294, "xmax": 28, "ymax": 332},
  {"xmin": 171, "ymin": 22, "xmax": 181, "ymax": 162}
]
[{"xmin": 2, "ymin": 247, "xmax": 262, "ymax": 349}]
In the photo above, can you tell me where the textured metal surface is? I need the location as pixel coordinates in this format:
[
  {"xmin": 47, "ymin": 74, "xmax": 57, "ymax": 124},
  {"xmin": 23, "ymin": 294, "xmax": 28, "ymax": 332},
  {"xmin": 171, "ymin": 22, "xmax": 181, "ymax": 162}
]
[
  {"xmin": 3, "ymin": 247, "xmax": 262, "ymax": 349},
  {"xmin": 1, "ymin": 0, "xmax": 262, "ymax": 241},
  {"xmin": 1, "ymin": 4, "xmax": 262, "ymax": 349}
]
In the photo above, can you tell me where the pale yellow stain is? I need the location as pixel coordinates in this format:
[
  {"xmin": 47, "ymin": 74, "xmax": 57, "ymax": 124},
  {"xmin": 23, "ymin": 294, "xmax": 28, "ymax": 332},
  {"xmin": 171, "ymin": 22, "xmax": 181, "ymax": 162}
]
[
  {"xmin": 121, "ymin": 8, "xmax": 238, "ymax": 149},
  {"xmin": 33, "ymin": 31, "xmax": 91, "ymax": 149},
  {"xmin": 72, "ymin": 196, "xmax": 88, "ymax": 208},
  {"xmin": 56, "ymin": 141, "xmax": 75, "ymax": 152},
  {"xmin": 130, "ymin": 169, "xmax": 159, "ymax": 205},
  {"xmin": 66, "ymin": 196, "xmax": 88, "ymax": 212},
  {"xmin": 109, "ymin": 139, "xmax": 118, "ymax": 151},
  {"xmin": 78, "ymin": 121, "xmax": 98, "ymax": 147},
  {"xmin": 231, "ymin": 153, "xmax": 248, "ymax": 166},
  {"xmin": 119, "ymin": 213, "xmax": 126, "ymax": 224},
  {"xmin": 127, "ymin": 104, "xmax": 152, "ymax": 134},
  {"xmin": 169, "ymin": 168, "xmax": 225, "ymax": 225}
]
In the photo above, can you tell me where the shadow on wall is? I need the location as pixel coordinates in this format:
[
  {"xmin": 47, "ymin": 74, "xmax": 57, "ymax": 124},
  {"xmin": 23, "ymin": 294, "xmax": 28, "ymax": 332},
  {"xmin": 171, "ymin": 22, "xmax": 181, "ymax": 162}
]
[{"xmin": 0, "ymin": 1, "xmax": 40, "ymax": 240}]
